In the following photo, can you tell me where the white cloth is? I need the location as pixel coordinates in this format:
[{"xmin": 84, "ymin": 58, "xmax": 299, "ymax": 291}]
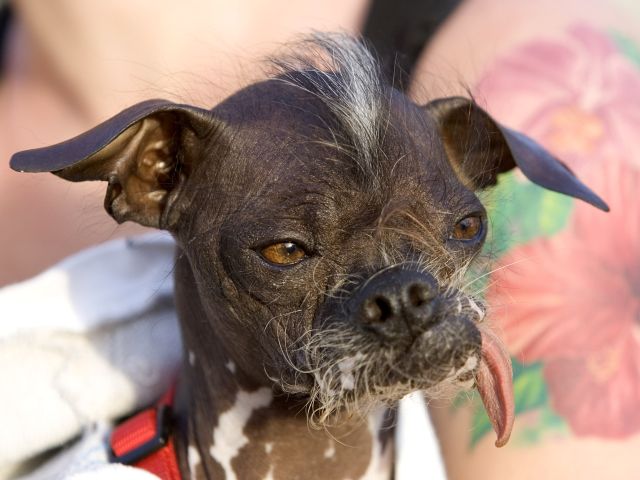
[
  {"xmin": 14, "ymin": 424, "xmax": 158, "ymax": 480},
  {"xmin": 0, "ymin": 234, "xmax": 445, "ymax": 480},
  {"xmin": 0, "ymin": 234, "xmax": 180, "ymax": 479},
  {"xmin": 396, "ymin": 394, "xmax": 447, "ymax": 480}
]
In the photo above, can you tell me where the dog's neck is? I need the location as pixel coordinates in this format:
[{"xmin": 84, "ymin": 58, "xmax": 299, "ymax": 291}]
[
  {"xmin": 174, "ymin": 349, "xmax": 394, "ymax": 480},
  {"xmin": 171, "ymin": 255, "xmax": 394, "ymax": 480}
]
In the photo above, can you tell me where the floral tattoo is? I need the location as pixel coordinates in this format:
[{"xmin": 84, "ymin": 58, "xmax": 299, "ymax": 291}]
[{"xmin": 463, "ymin": 25, "xmax": 640, "ymax": 446}]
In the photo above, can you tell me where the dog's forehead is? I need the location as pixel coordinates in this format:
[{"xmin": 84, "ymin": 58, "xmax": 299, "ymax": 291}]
[
  {"xmin": 214, "ymin": 79, "xmax": 331, "ymax": 137},
  {"xmin": 211, "ymin": 79, "xmax": 467, "ymax": 204}
]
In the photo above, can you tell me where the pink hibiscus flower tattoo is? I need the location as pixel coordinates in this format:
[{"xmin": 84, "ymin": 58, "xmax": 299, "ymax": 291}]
[
  {"xmin": 487, "ymin": 161, "xmax": 640, "ymax": 438},
  {"xmin": 475, "ymin": 25, "xmax": 640, "ymax": 171}
]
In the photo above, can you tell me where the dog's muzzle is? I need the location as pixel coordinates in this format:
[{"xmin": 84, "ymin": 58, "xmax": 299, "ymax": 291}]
[{"xmin": 343, "ymin": 265, "xmax": 514, "ymax": 447}]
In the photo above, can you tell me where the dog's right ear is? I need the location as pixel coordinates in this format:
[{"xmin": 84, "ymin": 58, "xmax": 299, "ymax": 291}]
[{"xmin": 10, "ymin": 99, "xmax": 218, "ymax": 229}]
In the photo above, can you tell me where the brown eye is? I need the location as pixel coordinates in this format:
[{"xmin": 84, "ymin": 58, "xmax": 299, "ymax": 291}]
[
  {"xmin": 260, "ymin": 241, "xmax": 307, "ymax": 266},
  {"xmin": 451, "ymin": 215, "xmax": 483, "ymax": 241}
]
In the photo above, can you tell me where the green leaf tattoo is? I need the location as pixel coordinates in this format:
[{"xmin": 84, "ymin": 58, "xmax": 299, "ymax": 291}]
[
  {"xmin": 464, "ymin": 172, "xmax": 573, "ymax": 298},
  {"xmin": 484, "ymin": 171, "xmax": 574, "ymax": 258},
  {"xmin": 610, "ymin": 30, "xmax": 640, "ymax": 68}
]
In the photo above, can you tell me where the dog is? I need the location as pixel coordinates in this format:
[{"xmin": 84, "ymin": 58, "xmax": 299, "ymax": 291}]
[{"xmin": 10, "ymin": 34, "xmax": 607, "ymax": 480}]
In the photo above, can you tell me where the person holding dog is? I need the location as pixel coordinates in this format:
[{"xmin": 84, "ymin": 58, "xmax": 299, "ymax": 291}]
[{"xmin": 1, "ymin": 1, "xmax": 638, "ymax": 479}]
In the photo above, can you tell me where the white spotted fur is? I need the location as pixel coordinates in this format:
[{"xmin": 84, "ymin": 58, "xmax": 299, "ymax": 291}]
[
  {"xmin": 272, "ymin": 34, "xmax": 386, "ymax": 179},
  {"xmin": 187, "ymin": 445, "xmax": 201, "ymax": 478},
  {"xmin": 209, "ymin": 388, "xmax": 273, "ymax": 480},
  {"xmin": 358, "ymin": 408, "xmax": 393, "ymax": 480},
  {"xmin": 225, "ymin": 360, "xmax": 237, "ymax": 374},
  {"xmin": 323, "ymin": 440, "xmax": 336, "ymax": 459}
]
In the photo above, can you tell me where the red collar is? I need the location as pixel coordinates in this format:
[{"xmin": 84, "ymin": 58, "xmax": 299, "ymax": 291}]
[{"xmin": 109, "ymin": 387, "xmax": 182, "ymax": 480}]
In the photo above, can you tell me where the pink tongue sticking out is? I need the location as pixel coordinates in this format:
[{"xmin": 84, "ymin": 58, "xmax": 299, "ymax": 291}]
[{"xmin": 475, "ymin": 327, "xmax": 515, "ymax": 447}]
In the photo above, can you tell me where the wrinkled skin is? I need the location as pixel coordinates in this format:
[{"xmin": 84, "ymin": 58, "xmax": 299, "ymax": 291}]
[{"xmin": 178, "ymin": 81, "xmax": 486, "ymax": 398}]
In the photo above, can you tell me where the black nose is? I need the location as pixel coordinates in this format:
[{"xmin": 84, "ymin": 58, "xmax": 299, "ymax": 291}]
[{"xmin": 352, "ymin": 267, "xmax": 439, "ymax": 337}]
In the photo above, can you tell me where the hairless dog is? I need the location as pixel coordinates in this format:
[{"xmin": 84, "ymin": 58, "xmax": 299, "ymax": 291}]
[{"xmin": 11, "ymin": 35, "xmax": 607, "ymax": 479}]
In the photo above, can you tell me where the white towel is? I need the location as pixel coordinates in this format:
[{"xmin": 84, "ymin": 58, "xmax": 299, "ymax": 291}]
[{"xmin": 0, "ymin": 234, "xmax": 181, "ymax": 479}]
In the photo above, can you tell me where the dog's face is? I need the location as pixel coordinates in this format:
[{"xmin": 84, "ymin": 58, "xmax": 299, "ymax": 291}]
[
  {"xmin": 181, "ymin": 78, "xmax": 488, "ymax": 419},
  {"xmin": 11, "ymin": 35, "xmax": 607, "ymax": 446}
]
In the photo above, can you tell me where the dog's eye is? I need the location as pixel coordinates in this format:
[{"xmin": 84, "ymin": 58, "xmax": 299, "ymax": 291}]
[
  {"xmin": 451, "ymin": 215, "xmax": 483, "ymax": 241},
  {"xmin": 260, "ymin": 241, "xmax": 307, "ymax": 266}
]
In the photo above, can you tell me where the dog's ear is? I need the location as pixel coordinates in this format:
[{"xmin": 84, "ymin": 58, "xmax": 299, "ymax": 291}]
[
  {"xmin": 425, "ymin": 97, "xmax": 609, "ymax": 211},
  {"xmin": 10, "ymin": 99, "xmax": 218, "ymax": 228}
]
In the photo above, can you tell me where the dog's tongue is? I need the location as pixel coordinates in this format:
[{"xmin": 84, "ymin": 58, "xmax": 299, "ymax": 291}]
[{"xmin": 475, "ymin": 327, "xmax": 514, "ymax": 447}]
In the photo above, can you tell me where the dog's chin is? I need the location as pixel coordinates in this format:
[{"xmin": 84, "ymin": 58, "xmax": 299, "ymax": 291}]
[
  {"xmin": 391, "ymin": 313, "xmax": 482, "ymax": 387},
  {"xmin": 289, "ymin": 313, "xmax": 483, "ymax": 426}
]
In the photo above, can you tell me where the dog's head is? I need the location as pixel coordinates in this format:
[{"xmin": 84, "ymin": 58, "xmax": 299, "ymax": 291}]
[{"xmin": 11, "ymin": 35, "xmax": 607, "ymax": 447}]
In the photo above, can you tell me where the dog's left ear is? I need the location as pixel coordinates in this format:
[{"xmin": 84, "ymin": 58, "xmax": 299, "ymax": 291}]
[
  {"xmin": 425, "ymin": 96, "xmax": 609, "ymax": 211},
  {"xmin": 10, "ymin": 99, "xmax": 218, "ymax": 228}
]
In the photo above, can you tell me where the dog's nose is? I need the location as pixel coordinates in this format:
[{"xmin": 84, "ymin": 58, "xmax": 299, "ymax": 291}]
[{"xmin": 352, "ymin": 267, "xmax": 439, "ymax": 336}]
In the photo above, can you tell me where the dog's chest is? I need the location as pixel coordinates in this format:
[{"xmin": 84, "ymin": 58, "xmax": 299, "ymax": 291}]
[{"xmin": 187, "ymin": 389, "xmax": 394, "ymax": 480}]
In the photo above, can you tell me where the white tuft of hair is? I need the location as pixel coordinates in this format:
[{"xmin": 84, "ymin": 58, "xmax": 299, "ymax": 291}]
[{"xmin": 270, "ymin": 33, "xmax": 386, "ymax": 179}]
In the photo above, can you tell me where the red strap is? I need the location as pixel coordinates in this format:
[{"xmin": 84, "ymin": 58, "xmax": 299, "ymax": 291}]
[{"xmin": 110, "ymin": 387, "xmax": 181, "ymax": 480}]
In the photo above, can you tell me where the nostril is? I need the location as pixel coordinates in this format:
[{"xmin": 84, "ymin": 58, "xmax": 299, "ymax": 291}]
[
  {"xmin": 408, "ymin": 283, "xmax": 433, "ymax": 308},
  {"xmin": 362, "ymin": 296, "xmax": 394, "ymax": 323},
  {"xmin": 375, "ymin": 296, "xmax": 393, "ymax": 321}
]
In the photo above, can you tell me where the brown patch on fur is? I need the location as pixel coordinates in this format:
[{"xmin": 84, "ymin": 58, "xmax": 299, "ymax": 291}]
[{"xmin": 231, "ymin": 400, "xmax": 379, "ymax": 480}]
